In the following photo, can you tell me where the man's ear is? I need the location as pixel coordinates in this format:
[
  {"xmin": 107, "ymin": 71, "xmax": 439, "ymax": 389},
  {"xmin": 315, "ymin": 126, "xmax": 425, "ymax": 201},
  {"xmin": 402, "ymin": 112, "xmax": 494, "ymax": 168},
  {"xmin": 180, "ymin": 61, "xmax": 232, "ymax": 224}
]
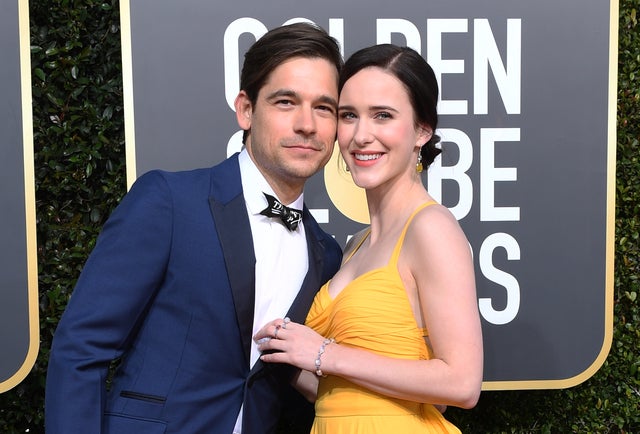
[{"xmin": 234, "ymin": 90, "xmax": 252, "ymax": 130}]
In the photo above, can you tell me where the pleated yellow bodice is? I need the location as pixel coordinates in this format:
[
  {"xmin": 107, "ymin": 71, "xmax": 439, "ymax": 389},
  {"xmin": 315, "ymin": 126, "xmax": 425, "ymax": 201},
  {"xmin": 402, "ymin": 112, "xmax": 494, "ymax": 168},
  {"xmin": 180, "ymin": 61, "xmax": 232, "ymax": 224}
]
[{"xmin": 305, "ymin": 202, "xmax": 461, "ymax": 433}]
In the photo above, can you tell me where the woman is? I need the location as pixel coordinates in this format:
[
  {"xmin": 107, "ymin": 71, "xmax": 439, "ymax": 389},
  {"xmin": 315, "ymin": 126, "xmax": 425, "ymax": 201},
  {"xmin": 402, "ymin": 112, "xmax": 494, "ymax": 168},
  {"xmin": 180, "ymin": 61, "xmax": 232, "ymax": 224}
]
[{"xmin": 254, "ymin": 44, "xmax": 483, "ymax": 433}]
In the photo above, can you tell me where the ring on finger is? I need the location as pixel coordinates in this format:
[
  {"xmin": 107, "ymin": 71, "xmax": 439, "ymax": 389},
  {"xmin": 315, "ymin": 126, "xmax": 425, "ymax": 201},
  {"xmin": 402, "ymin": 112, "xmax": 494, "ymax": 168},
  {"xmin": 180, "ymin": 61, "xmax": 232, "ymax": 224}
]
[
  {"xmin": 282, "ymin": 317, "xmax": 291, "ymax": 329},
  {"xmin": 274, "ymin": 324, "xmax": 282, "ymax": 339}
]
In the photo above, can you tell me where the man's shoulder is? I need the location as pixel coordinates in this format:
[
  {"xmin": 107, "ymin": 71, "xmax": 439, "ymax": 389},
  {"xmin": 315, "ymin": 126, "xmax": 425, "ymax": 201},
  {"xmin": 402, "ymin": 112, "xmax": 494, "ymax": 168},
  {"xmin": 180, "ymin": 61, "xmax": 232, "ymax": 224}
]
[
  {"xmin": 128, "ymin": 168, "xmax": 211, "ymax": 200},
  {"xmin": 134, "ymin": 155, "xmax": 240, "ymax": 189}
]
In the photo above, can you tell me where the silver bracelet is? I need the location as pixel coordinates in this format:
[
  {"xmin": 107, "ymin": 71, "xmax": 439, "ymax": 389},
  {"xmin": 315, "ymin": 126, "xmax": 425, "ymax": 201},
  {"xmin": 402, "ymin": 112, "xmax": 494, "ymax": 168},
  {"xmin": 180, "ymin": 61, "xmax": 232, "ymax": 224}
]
[{"xmin": 314, "ymin": 338, "xmax": 335, "ymax": 377}]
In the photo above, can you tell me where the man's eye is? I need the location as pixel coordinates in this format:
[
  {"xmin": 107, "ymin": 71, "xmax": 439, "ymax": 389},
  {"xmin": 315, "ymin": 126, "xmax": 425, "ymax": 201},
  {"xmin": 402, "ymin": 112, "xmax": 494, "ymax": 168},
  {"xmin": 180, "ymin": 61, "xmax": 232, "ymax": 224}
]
[{"xmin": 317, "ymin": 105, "xmax": 336, "ymax": 113}]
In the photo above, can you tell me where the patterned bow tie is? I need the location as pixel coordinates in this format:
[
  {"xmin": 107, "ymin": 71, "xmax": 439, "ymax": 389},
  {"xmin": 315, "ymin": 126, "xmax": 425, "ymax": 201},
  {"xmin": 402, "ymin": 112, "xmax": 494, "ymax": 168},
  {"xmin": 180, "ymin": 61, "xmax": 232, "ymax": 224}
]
[{"xmin": 260, "ymin": 193, "xmax": 303, "ymax": 231}]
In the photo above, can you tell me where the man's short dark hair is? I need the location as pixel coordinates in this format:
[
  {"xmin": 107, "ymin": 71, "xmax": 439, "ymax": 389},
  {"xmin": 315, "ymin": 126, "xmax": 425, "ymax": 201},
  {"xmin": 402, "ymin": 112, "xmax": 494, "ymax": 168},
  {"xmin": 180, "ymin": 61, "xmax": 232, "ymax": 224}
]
[{"xmin": 239, "ymin": 22, "xmax": 343, "ymax": 143}]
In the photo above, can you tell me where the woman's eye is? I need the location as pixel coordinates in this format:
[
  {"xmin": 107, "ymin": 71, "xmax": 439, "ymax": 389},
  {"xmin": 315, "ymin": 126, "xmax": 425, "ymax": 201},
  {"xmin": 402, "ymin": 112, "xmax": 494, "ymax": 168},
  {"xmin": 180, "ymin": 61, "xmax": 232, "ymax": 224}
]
[{"xmin": 374, "ymin": 111, "xmax": 392, "ymax": 120}]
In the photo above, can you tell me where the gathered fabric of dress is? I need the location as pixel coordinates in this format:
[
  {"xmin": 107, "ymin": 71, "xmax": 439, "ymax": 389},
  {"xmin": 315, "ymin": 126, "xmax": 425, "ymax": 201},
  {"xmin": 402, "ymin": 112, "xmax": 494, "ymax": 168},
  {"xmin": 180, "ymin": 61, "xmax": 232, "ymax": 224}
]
[{"xmin": 306, "ymin": 201, "xmax": 462, "ymax": 434}]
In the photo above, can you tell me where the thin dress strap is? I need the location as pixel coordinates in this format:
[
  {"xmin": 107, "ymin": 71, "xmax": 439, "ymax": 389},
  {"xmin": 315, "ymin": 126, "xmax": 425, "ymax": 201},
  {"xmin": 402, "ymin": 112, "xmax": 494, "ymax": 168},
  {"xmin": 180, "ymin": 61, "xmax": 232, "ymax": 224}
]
[
  {"xmin": 343, "ymin": 200, "xmax": 437, "ymax": 266},
  {"xmin": 342, "ymin": 228, "xmax": 371, "ymax": 263},
  {"xmin": 391, "ymin": 201, "xmax": 437, "ymax": 338},
  {"xmin": 388, "ymin": 201, "xmax": 437, "ymax": 267}
]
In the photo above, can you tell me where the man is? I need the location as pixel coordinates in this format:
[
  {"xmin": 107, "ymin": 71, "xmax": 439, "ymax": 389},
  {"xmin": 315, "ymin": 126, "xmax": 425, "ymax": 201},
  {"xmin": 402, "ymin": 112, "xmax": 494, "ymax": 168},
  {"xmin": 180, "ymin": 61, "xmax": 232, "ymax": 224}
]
[{"xmin": 45, "ymin": 22, "xmax": 343, "ymax": 434}]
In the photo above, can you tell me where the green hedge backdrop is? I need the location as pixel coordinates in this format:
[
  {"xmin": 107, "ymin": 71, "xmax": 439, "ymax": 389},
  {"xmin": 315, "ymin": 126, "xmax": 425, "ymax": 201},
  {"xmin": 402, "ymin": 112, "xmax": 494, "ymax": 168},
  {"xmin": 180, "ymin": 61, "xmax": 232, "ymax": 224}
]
[{"xmin": 0, "ymin": 0, "xmax": 638, "ymax": 432}]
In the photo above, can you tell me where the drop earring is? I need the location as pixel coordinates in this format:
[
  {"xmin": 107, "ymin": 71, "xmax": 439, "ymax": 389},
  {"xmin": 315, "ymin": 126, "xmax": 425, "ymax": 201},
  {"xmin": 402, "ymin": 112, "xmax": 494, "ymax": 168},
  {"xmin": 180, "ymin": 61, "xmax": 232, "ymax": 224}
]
[{"xmin": 416, "ymin": 149, "xmax": 423, "ymax": 173}]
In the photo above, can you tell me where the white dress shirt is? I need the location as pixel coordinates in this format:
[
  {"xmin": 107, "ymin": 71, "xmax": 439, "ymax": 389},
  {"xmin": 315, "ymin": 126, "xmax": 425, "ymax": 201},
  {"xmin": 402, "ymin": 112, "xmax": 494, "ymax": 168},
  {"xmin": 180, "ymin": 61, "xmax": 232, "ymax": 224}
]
[{"xmin": 233, "ymin": 150, "xmax": 309, "ymax": 433}]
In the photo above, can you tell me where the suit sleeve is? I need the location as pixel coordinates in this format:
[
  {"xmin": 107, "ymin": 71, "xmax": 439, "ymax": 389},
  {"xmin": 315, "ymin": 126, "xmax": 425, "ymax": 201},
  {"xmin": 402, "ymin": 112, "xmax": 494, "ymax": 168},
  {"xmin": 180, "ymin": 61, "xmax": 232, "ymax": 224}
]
[{"xmin": 45, "ymin": 170, "xmax": 174, "ymax": 434}]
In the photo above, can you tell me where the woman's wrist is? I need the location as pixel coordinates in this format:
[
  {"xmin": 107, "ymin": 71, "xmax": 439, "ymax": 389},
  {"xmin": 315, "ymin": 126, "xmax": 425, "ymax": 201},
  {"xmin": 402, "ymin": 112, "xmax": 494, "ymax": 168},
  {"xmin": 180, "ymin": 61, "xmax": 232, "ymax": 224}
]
[{"xmin": 314, "ymin": 338, "xmax": 336, "ymax": 377}]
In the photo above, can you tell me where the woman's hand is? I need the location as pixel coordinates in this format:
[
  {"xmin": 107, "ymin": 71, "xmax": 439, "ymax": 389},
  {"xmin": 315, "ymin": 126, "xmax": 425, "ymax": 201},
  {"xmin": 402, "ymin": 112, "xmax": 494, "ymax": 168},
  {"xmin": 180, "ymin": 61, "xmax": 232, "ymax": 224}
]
[{"xmin": 253, "ymin": 318, "xmax": 329, "ymax": 372}]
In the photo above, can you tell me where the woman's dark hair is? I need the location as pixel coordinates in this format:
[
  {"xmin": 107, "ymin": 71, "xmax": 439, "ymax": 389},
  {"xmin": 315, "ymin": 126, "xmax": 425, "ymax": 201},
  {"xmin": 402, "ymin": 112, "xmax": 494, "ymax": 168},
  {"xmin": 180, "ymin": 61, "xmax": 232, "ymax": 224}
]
[
  {"xmin": 339, "ymin": 44, "xmax": 441, "ymax": 167},
  {"xmin": 240, "ymin": 22, "xmax": 343, "ymax": 144}
]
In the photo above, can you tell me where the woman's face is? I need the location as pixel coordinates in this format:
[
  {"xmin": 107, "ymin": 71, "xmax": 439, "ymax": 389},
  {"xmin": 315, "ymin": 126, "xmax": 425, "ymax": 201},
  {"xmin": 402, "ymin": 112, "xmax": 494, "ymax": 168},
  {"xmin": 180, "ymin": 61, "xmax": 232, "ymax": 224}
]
[{"xmin": 337, "ymin": 67, "xmax": 430, "ymax": 191}]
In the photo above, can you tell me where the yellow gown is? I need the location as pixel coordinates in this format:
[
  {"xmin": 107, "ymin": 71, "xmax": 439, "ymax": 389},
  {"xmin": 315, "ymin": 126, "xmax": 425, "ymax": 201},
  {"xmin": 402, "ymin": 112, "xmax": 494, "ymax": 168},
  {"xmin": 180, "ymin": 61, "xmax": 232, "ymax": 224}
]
[{"xmin": 305, "ymin": 202, "xmax": 461, "ymax": 434}]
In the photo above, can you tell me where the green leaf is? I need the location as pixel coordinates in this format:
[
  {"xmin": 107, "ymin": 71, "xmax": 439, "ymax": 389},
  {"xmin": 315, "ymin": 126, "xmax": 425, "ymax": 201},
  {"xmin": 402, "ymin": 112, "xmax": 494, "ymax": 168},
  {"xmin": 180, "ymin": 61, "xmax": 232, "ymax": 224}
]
[{"xmin": 34, "ymin": 68, "xmax": 46, "ymax": 82}]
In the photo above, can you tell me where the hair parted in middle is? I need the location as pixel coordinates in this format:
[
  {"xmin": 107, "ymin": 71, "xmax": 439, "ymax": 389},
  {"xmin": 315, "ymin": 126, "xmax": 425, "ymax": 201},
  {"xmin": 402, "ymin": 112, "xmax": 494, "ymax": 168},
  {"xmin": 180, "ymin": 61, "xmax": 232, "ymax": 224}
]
[{"xmin": 339, "ymin": 44, "xmax": 442, "ymax": 169}]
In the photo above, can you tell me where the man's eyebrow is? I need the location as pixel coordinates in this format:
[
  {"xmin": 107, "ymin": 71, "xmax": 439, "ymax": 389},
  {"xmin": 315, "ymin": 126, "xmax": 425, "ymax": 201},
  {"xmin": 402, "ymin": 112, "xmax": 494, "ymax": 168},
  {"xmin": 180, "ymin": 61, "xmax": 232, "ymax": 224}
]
[
  {"xmin": 265, "ymin": 89, "xmax": 337, "ymax": 109},
  {"xmin": 317, "ymin": 95, "xmax": 338, "ymax": 109},
  {"xmin": 265, "ymin": 89, "xmax": 297, "ymax": 100}
]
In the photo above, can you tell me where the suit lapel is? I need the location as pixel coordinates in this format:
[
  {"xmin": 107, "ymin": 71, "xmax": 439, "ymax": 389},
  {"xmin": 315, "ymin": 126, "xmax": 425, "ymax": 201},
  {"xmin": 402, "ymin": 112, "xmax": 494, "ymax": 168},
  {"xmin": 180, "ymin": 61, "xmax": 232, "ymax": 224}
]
[
  {"xmin": 248, "ymin": 209, "xmax": 326, "ymax": 378},
  {"xmin": 209, "ymin": 155, "xmax": 330, "ymax": 377},
  {"xmin": 286, "ymin": 210, "xmax": 325, "ymax": 324},
  {"xmin": 208, "ymin": 155, "xmax": 256, "ymax": 366}
]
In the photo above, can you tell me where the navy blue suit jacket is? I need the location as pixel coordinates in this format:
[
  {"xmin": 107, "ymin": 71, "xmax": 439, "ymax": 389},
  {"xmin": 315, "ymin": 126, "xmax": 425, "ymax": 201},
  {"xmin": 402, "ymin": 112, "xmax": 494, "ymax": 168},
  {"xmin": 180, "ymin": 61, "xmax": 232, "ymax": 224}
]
[{"xmin": 45, "ymin": 154, "xmax": 342, "ymax": 433}]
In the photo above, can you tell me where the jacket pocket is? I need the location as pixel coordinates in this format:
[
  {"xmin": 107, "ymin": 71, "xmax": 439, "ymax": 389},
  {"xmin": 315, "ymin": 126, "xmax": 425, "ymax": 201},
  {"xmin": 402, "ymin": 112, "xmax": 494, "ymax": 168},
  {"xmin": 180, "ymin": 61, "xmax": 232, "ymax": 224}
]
[
  {"xmin": 120, "ymin": 390, "xmax": 167, "ymax": 404},
  {"xmin": 103, "ymin": 412, "xmax": 167, "ymax": 433}
]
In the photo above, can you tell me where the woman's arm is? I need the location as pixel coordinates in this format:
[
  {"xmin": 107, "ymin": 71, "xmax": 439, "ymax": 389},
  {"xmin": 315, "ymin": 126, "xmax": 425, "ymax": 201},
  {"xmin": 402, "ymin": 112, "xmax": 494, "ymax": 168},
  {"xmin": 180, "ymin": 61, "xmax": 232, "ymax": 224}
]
[
  {"xmin": 255, "ymin": 206, "xmax": 483, "ymax": 408},
  {"xmin": 291, "ymin": 369, "xmax": 319, "ymax": 403}
]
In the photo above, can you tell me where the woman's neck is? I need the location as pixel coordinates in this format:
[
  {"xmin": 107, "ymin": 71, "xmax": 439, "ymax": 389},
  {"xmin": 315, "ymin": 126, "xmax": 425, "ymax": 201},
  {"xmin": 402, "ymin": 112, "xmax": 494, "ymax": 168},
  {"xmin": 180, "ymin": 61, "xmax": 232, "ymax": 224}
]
[{"xmin": 365, "ymin": 177, "xmax": 430, "ymax": 243}]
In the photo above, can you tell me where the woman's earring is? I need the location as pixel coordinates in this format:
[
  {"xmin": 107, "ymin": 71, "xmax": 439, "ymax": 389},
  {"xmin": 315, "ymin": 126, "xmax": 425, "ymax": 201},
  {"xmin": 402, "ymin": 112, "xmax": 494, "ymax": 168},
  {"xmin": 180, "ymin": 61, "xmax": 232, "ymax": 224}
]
[{"xmin": 416, "ymin": 149, "xmax": 423, "ymax": 173}]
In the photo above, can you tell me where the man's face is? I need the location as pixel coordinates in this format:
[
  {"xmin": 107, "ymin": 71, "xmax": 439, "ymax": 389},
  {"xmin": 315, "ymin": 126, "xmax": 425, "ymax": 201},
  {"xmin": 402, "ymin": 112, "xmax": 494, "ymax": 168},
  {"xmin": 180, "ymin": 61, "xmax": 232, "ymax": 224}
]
[{"xmin": 235, "ymin": 57, "xmax": 339, "ymax": 201}]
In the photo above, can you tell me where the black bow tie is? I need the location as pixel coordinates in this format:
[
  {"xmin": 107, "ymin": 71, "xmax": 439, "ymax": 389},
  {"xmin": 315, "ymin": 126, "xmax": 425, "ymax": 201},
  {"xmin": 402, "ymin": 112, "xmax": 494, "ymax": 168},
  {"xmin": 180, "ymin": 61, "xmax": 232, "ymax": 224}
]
[{"xmin": 260, "ymin": 193, "xmax": 303, "ymax": 231}]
